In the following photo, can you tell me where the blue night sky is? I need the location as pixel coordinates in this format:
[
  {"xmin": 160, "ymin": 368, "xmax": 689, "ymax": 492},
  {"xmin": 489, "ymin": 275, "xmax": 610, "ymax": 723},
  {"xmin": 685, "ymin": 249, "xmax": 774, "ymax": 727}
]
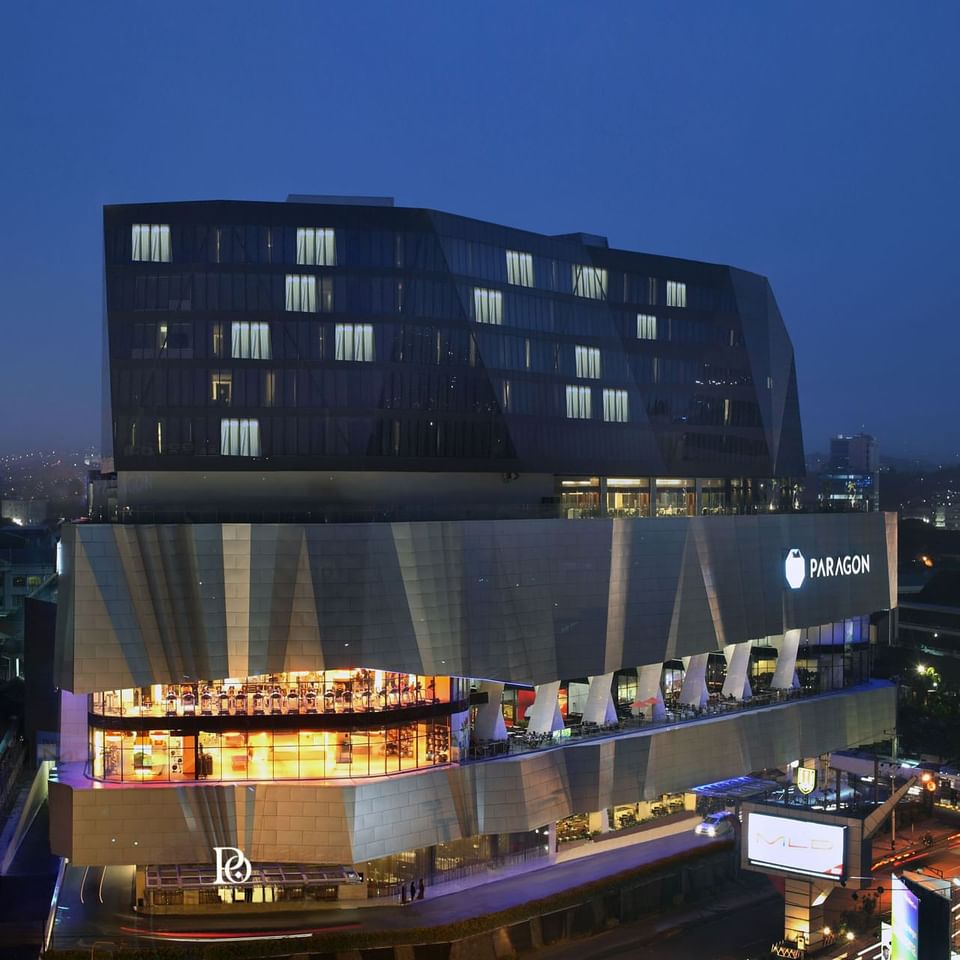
[{"xmin": 1, "ymin": 3, "xmax": 958, "ymax": 461}]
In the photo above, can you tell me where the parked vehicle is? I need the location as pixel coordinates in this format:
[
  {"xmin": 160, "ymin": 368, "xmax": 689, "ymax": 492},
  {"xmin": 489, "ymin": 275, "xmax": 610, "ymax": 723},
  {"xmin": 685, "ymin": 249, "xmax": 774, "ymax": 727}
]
[{"xmin": 694, "ymin": 811, "xmax": 736, "ymax": 838}]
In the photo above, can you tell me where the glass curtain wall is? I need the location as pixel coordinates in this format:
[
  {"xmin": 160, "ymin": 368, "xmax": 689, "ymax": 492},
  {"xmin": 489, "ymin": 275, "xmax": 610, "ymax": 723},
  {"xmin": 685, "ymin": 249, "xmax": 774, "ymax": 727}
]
[
  {"xmin": 92, "ymin": 671, "xmax": 453, "ymax": 719},
  {"xmin": 90, "ymin": 717, "xmax": 452, "ymax": 783}
]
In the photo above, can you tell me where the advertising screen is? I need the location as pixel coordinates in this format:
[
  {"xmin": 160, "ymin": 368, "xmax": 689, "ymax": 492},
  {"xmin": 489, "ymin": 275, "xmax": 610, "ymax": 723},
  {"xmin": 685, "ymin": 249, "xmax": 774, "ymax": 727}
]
[
  {"xmin": 745, "ymin": 812, "xmax": 846, "ymax": 878},
  {"xmin": 891, "ymin": 874, "xmax": 919, "ymax": 960}
]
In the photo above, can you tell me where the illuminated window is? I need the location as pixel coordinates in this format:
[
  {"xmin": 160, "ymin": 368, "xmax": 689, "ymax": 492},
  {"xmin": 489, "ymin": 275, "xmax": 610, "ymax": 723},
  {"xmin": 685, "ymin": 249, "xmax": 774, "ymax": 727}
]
[
  {"xmin": 231, "ymin": 322, "xmax": 271, "ymax": 359},
  {"xmin": 296, "ymin": 227, "xmax": 336, "ymax": 266},
  {"xmin": 506, "ymin": 250, "xmax": 534, "ymax": 287},
  {"xmin": 210, "ymin": 372, "xmax": 232, "ymax": 404},
  {"xmin": 211, "ymin": 323, "xmax": 224, "ymax": 357},
  {"xmin": 157, "ymin": 322, "xmax": 191, "ymax": 355},
  {"xmin": 501, "ymin": 379, "xmax": 512, "ymax": 411},
  {"xmin": 575, "ymin": 345, "xmax": 601, "ymax": 379},
  {"xmin": 666, "ymin": 281, "xmax": 687, "ymax": 308},
  {"xmin": 572, "ymin": 265, "xmax": 607, "ymax": 300},
  {"xmin": 603, "ymin": 389, "xmax": 629, "ymax": 422},
  {"xmin": 335, "ymin": 323, "xmax": 374, "ymax": 361},
  {"xmin": 263, "ymin": 371, "xmax": 276, "ymax": 407},
  {"xmin": 285, "ymin": 274, "xmax": 317, "ymax": 312},
  {"xmin": 220, "ymin": 418, "xmax": 261, "ymax": 457},
  {"xmin": 473, "ymin": 287, "xmax": 502, "ymax": 324},
  {"xmin": 637, "ymin": 314, "xmax": 657, "ymax": 340},
  {"xmin": 565, "ymin": 385, "xmax": 592, "ymax": 419},
  {"xmin": 132, "ymin": 224, "xmax": 171, "ymax": 262}
]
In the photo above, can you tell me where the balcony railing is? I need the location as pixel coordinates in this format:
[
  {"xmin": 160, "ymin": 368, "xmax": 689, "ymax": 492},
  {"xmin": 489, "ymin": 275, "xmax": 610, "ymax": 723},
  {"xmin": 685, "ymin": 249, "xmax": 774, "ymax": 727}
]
[{"xmin": 465, "ymin": 681, "xmax": 880, "ymax": 762}]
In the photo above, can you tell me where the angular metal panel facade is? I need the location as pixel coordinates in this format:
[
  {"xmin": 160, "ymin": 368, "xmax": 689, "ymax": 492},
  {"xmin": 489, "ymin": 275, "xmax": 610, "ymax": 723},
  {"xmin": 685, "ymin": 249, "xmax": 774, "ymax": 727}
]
[{"xmin": 56, "ymin": 512, "xmax": 896, "ymax": 692}]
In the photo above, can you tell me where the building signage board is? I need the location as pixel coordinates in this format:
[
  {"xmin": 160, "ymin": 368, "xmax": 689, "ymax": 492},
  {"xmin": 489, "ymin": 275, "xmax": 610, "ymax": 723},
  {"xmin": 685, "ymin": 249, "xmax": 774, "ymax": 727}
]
[
  {"xmin": 745, "ymin": 812, "xmax": 846, "ymax": 879},
  {"xmin": 212, "ymin": 846, "xmax": 252, "ymax": 885},
  {"xmin": 796, "ymin": 766, "xmax": 817, "ymax": 795},
  {"xmin": 784, "ymin": 548, "xmax": 871, "ymax": 590}
]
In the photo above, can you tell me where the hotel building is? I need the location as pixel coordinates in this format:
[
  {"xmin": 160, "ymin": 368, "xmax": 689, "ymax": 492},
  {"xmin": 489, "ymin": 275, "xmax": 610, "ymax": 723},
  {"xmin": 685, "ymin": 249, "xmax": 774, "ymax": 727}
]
[{"xmin": 50, "ymin": 197, "xmax": 897, "ymax": 909}]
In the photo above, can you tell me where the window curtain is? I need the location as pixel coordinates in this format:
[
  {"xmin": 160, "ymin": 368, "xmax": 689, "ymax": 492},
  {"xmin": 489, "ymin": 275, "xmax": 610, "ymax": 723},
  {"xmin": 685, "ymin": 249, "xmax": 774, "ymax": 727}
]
[
  {"xmin": 220, "ymin": 418, "xmax": 261, "ymax": 456},
  {"xmin": 132, "ymin": 224, "xmax": 171, "ymax": 262},
  {"xmin": 296, "ymin": 227, "xmax": 336, "ymax": 266},
  {"xmin": 637, "ymin": 314, "xmax": 657, "ymax": 340},
  {"xmin": 573, "ymin": 265, "xmax": 606, "ymax": 300},
  {"xmin": 566, "ymin": 385, "xmax": 591, "ymax": 419},
  {"xmin": 575, "ymin": 346, "xmax": 600, "ymax": 379},
  {"xmin": 506, "ymin": 250, "xmax": 533, "ymax": 287},
  {"xmin": 335, "ymin": 323, "xmax": 374, "ymax": 361},
  {"xmin": 603, "ymin": 389, "xmax": 628, "ymax": 422},
  {"xmin": 285, "ymin": 275, "xmax": 317, "ymax": 312},
  {"xmin": 231, "ymin": 322, "xmax": 272, "ymax": 359},
  {"xmin": 473, "ymin": 288, "xmax": 502, "ymax": 324}
]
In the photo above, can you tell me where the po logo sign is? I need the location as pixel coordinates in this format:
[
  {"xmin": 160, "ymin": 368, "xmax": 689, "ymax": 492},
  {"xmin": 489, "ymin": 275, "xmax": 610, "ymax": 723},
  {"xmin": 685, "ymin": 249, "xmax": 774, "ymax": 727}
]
[
  {"xmin": 784, "ymin": 549, "xmax": 806, "ymax": 590},
  {"xmin": 212, "ymin": 846, "xmax": 252, "ymax": 885}
]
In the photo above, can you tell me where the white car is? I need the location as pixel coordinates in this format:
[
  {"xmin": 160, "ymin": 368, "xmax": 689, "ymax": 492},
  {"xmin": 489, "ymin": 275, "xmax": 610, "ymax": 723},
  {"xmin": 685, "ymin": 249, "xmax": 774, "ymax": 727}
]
[{"xmin": 694, "ymin": 812, "xmax": 735, "ymax": 838}]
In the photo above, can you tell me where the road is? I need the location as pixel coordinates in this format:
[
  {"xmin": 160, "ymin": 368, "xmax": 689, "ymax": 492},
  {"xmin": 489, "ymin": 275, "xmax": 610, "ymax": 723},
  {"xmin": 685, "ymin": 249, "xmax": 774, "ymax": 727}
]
[{"xmin": 537, "ymin": 887, "xmax": 781, "ymax": 960}]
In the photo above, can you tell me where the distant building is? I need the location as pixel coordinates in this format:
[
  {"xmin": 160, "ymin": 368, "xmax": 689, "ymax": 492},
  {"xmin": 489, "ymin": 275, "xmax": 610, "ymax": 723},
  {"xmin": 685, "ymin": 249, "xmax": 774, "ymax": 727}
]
[
  {"xmin": 819, "ymin": 434, "xmax": 880, "ymax": 512},
  {"xmin": 0, "ymin": 526, "xmax": 57, "ymax": 680},
  {"xmin": 0, "ymin": 527, "xmax": 56, "ymax": 618},
  {"xmin": 1, "ymin": 499, "xmax": 50, "ymax": 526},
  {"xmin": 934, "ymin": 493, "xmax": 960, "ymax": 531},
  {"xmin": 897, "ymin": 570, "xmax": 960, "ymax": 670}
]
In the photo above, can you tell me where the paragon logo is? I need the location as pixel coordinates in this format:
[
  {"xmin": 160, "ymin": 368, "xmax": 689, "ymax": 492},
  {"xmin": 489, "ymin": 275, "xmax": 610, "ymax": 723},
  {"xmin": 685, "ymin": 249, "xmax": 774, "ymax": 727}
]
[
  {"xmin": 784, "ymin": 549, "xmax": 806, "ymax": 589},
  {"xmin": 212, "ymin": 846, "xmax": 252, "ymax": 885},
  {"xmin": 784, "ymin": 548, "xmax": 871, "ymax": 589}
]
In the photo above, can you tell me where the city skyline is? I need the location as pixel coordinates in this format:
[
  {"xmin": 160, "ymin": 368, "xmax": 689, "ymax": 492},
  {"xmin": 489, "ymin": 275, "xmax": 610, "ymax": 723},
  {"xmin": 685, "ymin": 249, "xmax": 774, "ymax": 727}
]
[{"xmin": 1, "ymin": 3, "xmax": 958, "ymax": 460}]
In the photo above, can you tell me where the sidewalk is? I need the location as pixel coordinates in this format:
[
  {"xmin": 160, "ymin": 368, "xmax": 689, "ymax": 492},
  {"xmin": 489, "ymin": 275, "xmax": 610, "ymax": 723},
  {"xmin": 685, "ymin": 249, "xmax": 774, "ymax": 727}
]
[
  {"xmin": 406, "ymin": 812, "xmax": 699, "ymax": 906},
  {"xmin": 364, "ymin": 825, "xmax": 726, "ymax": 932}
]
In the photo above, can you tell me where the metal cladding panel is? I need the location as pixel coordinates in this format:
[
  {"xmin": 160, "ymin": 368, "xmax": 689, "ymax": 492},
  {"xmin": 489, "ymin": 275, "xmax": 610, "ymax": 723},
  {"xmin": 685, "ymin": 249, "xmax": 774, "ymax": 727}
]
[
  {"xmin": 49, "ymin": 681, "xmax": 895, "ymax": 866},
  {"xmin": 56, "ymin": 512, "xmax": 895, "ymax": 691}
]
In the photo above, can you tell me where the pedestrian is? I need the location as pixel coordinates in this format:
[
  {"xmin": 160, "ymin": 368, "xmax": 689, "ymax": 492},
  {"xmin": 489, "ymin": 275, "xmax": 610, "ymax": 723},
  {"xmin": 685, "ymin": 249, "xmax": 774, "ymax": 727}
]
[
  {"xmin": 410, "ymin": 880, "xmax": 416, "ymax": 902},
  {"xmin": 418, "ymin": 878, "xmax": 425, "ymax": 900}
]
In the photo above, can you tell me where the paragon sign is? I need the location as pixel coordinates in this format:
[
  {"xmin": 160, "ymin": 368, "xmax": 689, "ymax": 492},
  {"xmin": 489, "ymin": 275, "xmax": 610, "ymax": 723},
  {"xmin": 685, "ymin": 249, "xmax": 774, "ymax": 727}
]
[
  {"xmin": 784, "ymin": 548, "xmax": 871, "ymax": 590},
  {"xmin": 746, "ymin": 812, "xmax": 846, "ymax": 879},
  {"xmin": 212, "ymin": 846, "xmax": 252, "ymax": 885}
]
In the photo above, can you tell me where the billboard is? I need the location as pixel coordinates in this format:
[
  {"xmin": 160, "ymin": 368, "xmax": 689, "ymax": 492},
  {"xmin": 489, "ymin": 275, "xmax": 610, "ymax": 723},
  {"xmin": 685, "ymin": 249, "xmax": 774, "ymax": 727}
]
[
  {"xmin": 891, "ymin": 874, "xmax": 919, "ymax": 960},
  {"xmin": 745, "ymin": 812, "xmax": 846, "ymax": 879},
  {"xmin": 891, "ymin": 872, "xmax": 951, "ymax": 960}
]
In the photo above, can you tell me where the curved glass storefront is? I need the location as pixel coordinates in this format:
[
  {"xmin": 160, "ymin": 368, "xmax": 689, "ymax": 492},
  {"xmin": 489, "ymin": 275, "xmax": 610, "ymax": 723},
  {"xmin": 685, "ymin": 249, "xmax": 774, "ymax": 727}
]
[
  {"xmin": 92, "ymin": 670, "xmax": 452, "ymax": 719},
  {"xmin": 90, "ymin": 718, "xmax": 454, "ymax": 783},
  {"xmin": 88, "ymin": 669, "xmax": 465, "ymax": 783}
]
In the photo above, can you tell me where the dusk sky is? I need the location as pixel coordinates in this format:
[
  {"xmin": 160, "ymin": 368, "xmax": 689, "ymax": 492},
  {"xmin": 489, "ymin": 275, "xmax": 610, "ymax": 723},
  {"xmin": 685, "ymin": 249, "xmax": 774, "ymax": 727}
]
[{"xmin": 1, "ymin": 3, "xmax": 958, "ymax": 461}]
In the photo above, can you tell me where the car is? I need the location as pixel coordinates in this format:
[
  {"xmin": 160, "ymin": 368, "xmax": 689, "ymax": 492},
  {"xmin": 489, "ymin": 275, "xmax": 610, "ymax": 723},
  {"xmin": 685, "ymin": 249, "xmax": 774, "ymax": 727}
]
[{"xmin": 694, "ymin": 811, "xmax": 735, "ymax": 838}]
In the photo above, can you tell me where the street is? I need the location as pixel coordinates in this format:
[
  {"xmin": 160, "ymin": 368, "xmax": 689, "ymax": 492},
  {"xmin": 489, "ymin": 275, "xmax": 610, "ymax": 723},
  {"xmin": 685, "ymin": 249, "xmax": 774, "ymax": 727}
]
[{"xmin": 537, "ymin": 888, "xmax": 781, "ymax": 960}]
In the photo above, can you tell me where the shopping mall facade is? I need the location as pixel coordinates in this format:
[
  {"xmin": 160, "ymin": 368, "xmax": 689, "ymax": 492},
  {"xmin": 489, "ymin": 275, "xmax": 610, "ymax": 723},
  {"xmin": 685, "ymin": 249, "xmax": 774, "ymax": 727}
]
[{"xmin": 49, "ymin": 198, "xmax": 897, "ymax": 909}]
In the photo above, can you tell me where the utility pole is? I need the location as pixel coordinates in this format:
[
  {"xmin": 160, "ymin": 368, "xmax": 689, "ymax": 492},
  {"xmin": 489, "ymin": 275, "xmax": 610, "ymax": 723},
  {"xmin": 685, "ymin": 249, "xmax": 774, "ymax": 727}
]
[{"xmin": 891, "ymin": 774, "xmax": 897, "ymax": 850}]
